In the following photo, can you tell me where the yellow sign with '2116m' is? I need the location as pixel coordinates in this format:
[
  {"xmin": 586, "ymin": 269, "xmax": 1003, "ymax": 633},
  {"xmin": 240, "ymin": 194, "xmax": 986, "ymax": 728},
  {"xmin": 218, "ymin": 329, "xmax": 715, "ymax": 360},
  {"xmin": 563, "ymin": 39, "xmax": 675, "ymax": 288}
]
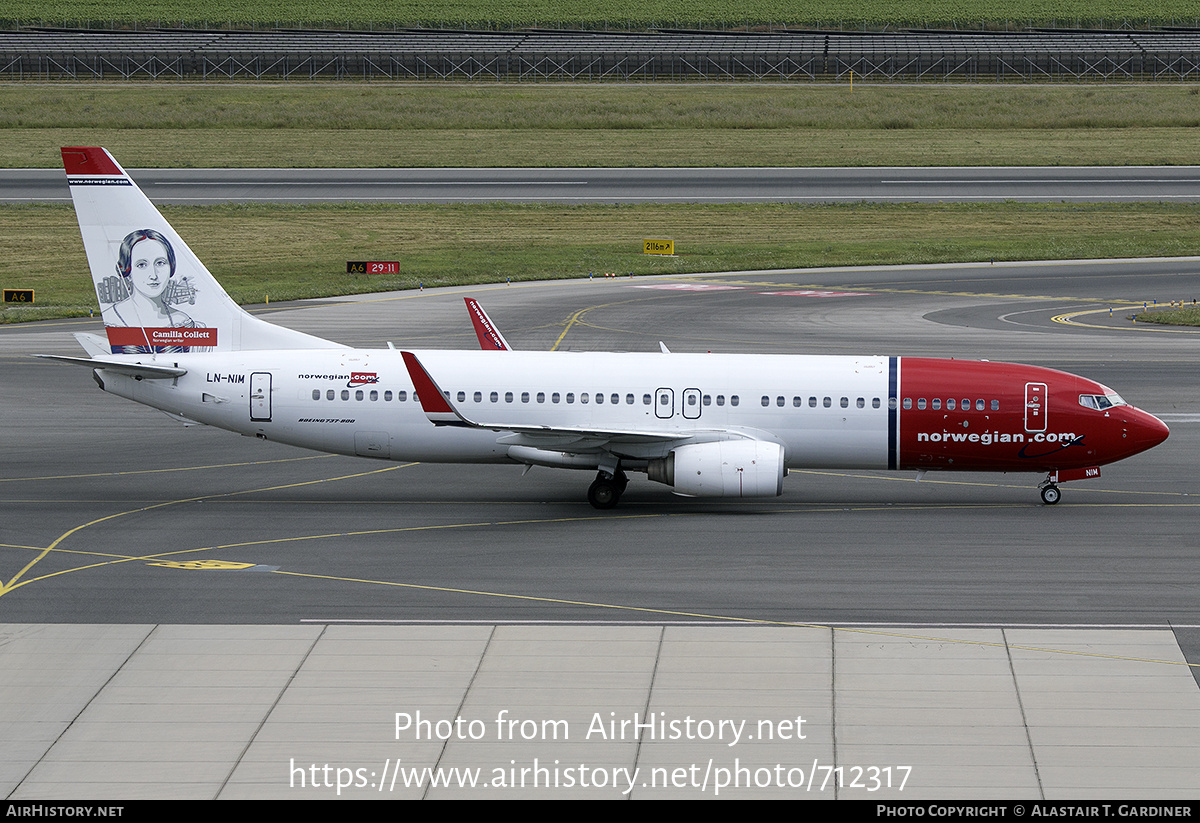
[{"xmin": 643, "ymin": 239, "xmax": 674, "ymax": 255}]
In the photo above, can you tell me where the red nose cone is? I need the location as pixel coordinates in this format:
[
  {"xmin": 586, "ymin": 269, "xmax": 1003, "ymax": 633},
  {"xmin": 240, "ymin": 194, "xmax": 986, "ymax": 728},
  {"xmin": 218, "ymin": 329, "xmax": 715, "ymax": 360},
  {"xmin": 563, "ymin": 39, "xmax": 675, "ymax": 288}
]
[{"xmin": 1133, "ymin": 409, "xmax": 1170, "ymax": 452}]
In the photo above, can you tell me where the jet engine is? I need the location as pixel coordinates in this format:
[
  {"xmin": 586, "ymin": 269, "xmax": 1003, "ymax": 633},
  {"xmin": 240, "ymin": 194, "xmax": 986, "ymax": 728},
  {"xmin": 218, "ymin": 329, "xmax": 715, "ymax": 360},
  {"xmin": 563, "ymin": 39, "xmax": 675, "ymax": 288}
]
[{"xmin": 647, "ymin": 440, "xmax": 785, "ymax": 498}]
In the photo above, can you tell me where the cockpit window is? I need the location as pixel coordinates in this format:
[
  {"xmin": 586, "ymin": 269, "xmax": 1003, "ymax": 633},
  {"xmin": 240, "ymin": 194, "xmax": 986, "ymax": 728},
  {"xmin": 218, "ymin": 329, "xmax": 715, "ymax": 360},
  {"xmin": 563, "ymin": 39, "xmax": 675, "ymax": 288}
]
[{"xmin": 1079, "ymin": 393, "xmax": 1126, "ymax": 410}]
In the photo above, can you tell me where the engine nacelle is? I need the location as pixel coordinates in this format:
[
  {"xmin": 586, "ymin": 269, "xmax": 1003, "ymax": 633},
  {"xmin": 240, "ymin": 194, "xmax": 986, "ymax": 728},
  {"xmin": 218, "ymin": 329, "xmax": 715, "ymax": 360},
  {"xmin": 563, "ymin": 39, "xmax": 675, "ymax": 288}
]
[{"xmin": 647, "ymin": 440, "xmax": 785, "ymax": 498}]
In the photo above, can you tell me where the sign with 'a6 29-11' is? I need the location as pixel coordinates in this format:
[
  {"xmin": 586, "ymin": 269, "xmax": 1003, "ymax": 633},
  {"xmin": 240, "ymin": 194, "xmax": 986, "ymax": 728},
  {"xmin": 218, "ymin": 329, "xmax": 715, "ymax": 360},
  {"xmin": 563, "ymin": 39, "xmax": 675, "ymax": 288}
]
[{"xmin": 347, "ymin": 262, "xmax": 399, "ymax": 274}]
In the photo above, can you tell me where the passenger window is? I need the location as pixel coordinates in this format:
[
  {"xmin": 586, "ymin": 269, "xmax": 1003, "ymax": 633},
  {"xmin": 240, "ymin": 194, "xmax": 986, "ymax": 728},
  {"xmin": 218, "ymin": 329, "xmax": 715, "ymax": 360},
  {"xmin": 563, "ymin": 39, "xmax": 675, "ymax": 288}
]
[
  {"xmin": 689, "ymin": 394, "xmax": 698, "ymax": 406},
  {"xmin": 643, "ymin": 394, "xmax": 651, "ymax": 405},
  {"xmin": 397, "ymin": 391, "xmax": 407, "ymax": 402},
  {"xmin": 872, "ymin": 398, "xmax": 881, "ymax": 409},
  {"xmin": 553, "ymin": 392, "xmax": 561, "ymax": 403},
  {"xmin": 356, "ymin": 390, "xmax": 364, "ymax": 401},
  {"xmin": 991, "ymin": 400, "xmax": 999, "ymax": 411},
  {"xmin": 823, "ymin": 397, "xmax": 832, "ymax": 408},
  {"xmin": 456, "ymin": 391, "xmax": 465, "ymax": 402},
  {"xmin": 567, "ymin": 393, "xmax": 575, "ymax": 404},
  {"xmin": 917, "ymin": 398, "xmax": 926, "ymax": 410},
  {"xmin": 703, "ymin": 394, "xmax": 711, "ymax": 406},
  {"xmin": 731, "ymin": 396, "xmax": 740, "ymax": 406},
  {"xmin": 840, "ymin": 397, "xmax": 849, "ymax": 408},
  {"xmin": 384, "ymin": 391, "xmax": 392, "ymax": 401},
  {"xmin": 903, "ymin": 398, "xmax": 912, "ymax": 409},
  {"xmin": 976, "ymin": 399, "xmax": 984, "ymax": 411},
  {"xmin": 947, "ymin": 399, "xmax": 956, "ymax": 410},
  {"xmin": 370, "ymin": 390, "xmax": 378, "ymax": 401},
  {"xmin": 626, "ymin": 394, "xmax": 634, "ymax": 405},
  {"xmin": 793, "ymin": 396, "xmax": 802, "ymax": 407},
  {"xmin": 857, "ymin": 397, "xmax": 865, "ymax": 409},
  {"xmin": 596, "ymin": 393, "xmax": 604, "ymax": 404},
  {"xmin": 776, "ymin": 396, "xmax": 785, "ymax": 407},
  {"xmin": 581, "ymin": 393, "xmax": 589, "ymax": 404},
  {"xmin": 490, "ymin": 391, "xmax": 498, "ymax": 403},
  {"xmin": 505, "ymin": 391, "xmax": 514, "ymax": 403},
  {"xmin": 932, "ymin": 398, "xmax": 941, "ymax": 410},
  {"xmin": 537, "ymin": 392, "xmax": 546, "ymax": 403},
  {"xmin": 716, "ymin": 395, "xmax": 725, "ymax": 406},
  {"xmin": 809, "ymin": 397, "xmax": 817, "ymax": 408},
  {"xmin": 473, "ymin": 391, "xmax": 482, "ymax": 403},
  {"xmin": 522, "ymin": 392, "xmax": 530, "ymax": 403},
  {"xmin": 761, "ymin": 396, "xmax": 770, "ymax": 407},
  {"xmin": 312, "ymin": 389, "xmax": 320, "ymax": 400}
]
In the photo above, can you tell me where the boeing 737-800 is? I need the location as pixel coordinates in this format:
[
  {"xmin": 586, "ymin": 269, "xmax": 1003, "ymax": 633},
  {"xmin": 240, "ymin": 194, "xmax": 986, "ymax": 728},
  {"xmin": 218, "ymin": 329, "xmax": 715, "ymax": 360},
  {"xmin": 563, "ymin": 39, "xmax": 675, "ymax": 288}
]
[{"xmin": 39, "ymin": 147, "xmax": 1169, "ymax": 509}]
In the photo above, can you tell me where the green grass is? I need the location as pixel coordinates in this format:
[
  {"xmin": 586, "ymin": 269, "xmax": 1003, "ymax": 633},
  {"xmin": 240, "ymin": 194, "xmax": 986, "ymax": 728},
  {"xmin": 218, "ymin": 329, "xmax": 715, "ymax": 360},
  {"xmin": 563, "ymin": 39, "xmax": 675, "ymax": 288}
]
[
  {"xmin": 1133, "ymin": 306, "xmax": 1200, "ymax": 325},
  {"xmin": 5, "ymin": 201, "xmax": 1199, "ymax": 323},
  {"xmin": 2, "ymin": 0, "xmax": 1198, "ymax": 29},
  {"xmin": 9, "ymin": 85, "xmax": 1200, "ymax": 132},
  {"xmin": 6, "ymin": 85, "xmax": 1200, "ymax": 169}
]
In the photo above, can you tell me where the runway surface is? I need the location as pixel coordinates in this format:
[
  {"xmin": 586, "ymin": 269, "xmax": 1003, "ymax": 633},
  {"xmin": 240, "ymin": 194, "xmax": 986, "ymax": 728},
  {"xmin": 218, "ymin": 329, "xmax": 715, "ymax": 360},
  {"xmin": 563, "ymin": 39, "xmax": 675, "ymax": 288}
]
[
  {"xmin": 7, "ymin": 166, "xmax": 1200, "ymax": 204},
  {"xmin": 3, "ymin": 259, "xmax": 1200, "ymax": 798}
]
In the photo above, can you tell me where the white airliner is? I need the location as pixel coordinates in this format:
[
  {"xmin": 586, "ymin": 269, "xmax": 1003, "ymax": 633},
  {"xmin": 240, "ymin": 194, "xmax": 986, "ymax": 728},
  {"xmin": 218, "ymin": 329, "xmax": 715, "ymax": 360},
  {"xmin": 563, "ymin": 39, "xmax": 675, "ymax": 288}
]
[{"xmin": 41, "ymin": 147, "xmax": 1169, "ymax": 509}]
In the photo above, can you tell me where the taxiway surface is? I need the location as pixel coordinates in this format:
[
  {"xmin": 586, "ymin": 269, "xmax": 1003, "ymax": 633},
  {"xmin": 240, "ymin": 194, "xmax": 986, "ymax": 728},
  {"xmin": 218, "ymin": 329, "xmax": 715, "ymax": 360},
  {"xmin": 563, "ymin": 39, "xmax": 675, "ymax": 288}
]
[{"xmin": 3, "ymin": 258, "xmax": 1198, "ymax": 626}]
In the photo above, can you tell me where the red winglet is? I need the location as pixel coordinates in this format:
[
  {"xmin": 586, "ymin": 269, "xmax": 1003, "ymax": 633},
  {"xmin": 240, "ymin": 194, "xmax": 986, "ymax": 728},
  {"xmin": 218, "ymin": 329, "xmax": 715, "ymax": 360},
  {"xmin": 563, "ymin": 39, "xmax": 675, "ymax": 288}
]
[
  {"xmin": 61, "ymin": 147, "xmax": 122, "ymax": 176},
  {"xmin": 464, "ymin": 298, "xmax": 511, "ymax": 351},
  {"xmin": 400, "ymin": 351, "xmax": 465, "ymax": 425}
]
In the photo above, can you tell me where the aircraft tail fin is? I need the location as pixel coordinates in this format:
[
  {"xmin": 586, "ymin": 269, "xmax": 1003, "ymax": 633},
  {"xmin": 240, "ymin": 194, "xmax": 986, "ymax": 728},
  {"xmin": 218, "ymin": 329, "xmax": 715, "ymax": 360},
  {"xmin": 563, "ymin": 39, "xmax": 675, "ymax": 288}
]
[
  {"xmin": 464, "ymin": 298, "xmax": 512, "ymax": 351},
  {"xmin": 62, "ymin": 147, "xmax": 339, "ymax": 354}
]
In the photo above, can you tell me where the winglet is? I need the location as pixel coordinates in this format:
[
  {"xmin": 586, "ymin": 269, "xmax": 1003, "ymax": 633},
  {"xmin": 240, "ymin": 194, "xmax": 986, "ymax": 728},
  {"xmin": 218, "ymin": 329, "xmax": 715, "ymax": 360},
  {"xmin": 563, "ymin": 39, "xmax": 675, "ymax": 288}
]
[
  {"xmin": 400, "ymin": 351, "xmax": 471, "ymax": 427},
  {"xmin": 464, "ymin": 298, "xmax": 512, "ymax": 351}
]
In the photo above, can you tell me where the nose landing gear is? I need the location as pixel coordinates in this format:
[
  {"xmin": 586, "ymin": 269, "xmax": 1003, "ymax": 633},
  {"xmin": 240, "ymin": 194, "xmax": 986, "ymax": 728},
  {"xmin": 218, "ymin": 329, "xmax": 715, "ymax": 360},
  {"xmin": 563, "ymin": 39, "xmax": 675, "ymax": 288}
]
[{"xmin": 1037, "ymin": 466, "xmax": 1101, "ymax": 505}]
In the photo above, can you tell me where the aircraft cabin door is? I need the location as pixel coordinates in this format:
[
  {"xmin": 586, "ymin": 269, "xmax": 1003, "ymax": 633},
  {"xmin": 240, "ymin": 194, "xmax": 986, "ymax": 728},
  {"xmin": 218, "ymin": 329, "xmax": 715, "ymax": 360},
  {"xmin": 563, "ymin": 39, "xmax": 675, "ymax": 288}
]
[
  {"xmin": 250, "ymin": 372, "xmax": 272, "ymax": 422},
  {"xmin": 1024, "ymin": 382, "xmax": 1047, "ymax": 432},
  {"xmin": 682, "ymin": 388, "xmax": 702, "ymax": 419},
  {"xmin": 655, "ymin": 388, "xmax": 674, "ymax": 419}
]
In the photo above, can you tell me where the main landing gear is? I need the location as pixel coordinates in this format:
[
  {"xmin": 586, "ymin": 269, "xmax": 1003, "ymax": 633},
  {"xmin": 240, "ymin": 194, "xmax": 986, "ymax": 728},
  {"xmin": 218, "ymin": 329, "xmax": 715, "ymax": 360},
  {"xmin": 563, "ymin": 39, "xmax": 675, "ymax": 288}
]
[{"xmin": 587, "ymin": 470, "xmax": 628, "ymax": 510}]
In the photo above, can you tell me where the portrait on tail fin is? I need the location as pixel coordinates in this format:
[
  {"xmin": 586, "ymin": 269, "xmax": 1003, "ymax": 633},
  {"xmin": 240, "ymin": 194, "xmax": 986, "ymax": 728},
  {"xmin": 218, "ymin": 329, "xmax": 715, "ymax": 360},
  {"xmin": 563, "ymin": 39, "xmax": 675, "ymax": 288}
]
[{"xmin": 100, "ymin": 228, "xmax": 211, "ymax": 354}]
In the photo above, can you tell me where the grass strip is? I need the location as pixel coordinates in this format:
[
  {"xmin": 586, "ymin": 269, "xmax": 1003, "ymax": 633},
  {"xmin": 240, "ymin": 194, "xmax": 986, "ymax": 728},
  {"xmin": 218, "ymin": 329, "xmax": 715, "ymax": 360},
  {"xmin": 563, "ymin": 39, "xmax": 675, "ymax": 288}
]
[
  {"xmin": 5, "ymin": 85, "xmax": 1200, "ymax": 168},
  {"xmin": 7, "ymin": 128, "xmax": 1200, "ymax": 169},
  {"xmin": 1133, "ymin": 306, "xmax": 1200, "ymax": 326},
  {"xmin": 5, "ymin": 201, "xmax": 1199, "ymax": 323}
]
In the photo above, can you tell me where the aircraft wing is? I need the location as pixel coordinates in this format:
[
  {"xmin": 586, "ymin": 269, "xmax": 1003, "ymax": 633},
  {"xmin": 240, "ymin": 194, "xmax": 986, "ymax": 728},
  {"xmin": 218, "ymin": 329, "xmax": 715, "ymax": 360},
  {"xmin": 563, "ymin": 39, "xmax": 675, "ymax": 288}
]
[
  {"xmin": 35, "ymin": 354, "xmax": 187, "ymax": 379},
  {"xmin": 400, "ymin": 350, "xmax": 714, "ymax": 446}
]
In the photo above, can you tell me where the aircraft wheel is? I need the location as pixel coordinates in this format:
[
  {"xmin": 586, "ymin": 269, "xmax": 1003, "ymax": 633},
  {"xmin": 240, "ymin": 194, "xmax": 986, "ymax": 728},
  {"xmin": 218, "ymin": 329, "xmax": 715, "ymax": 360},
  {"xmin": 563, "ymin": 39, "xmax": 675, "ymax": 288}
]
[
  {"xmin": 588, "ymin": 477, "xmax": 621, "ymax": 510},
  {"xmin": 1040, "ymin": 485, "xmax": 1061, "ymax": 505}
]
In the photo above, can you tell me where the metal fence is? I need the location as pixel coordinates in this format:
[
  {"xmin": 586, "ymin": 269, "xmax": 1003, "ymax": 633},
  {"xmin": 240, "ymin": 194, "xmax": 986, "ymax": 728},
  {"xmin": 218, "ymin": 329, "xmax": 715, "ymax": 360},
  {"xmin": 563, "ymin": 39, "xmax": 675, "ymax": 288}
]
[{"xmin": 3, "ymin": 28, "xmax": 1200, "ymax": 81}]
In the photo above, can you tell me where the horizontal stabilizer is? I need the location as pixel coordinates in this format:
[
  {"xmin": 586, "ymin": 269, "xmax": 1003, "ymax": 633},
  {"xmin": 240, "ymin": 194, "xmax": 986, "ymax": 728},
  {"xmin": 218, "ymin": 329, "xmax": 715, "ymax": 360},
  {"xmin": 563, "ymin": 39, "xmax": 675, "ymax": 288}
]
[
  {"xmin": 72, "ymin": 331, "xmax": 110, "ymax": 357},
  {"xmin": 35, "ymin": 354, "xmax": 186, "ymax": 379}
]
